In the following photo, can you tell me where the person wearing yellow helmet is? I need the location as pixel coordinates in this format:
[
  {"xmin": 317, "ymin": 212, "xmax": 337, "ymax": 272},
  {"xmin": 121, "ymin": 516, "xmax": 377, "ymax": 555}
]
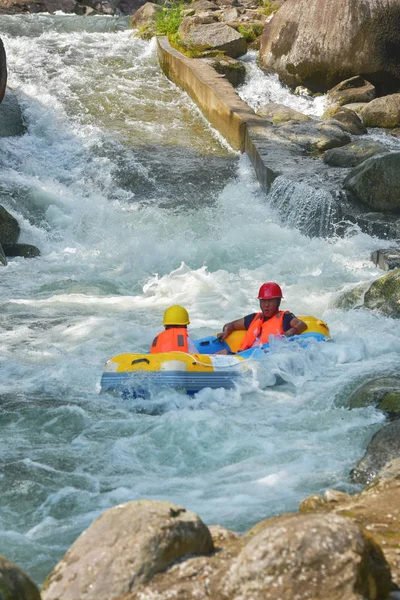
[{"xmin": 150, "ymin": 305, "xmax": 197, "ymax": 354}]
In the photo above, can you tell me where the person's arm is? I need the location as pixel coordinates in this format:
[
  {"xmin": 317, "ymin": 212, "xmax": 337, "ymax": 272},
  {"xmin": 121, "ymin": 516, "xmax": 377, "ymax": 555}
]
[
  {"xmin": 284, "ymin": 316, "xmax": 307, "ymax": 337},
  {"xmin": 217, "ymin": 317, "xmax": 246, "ymax": 341}
]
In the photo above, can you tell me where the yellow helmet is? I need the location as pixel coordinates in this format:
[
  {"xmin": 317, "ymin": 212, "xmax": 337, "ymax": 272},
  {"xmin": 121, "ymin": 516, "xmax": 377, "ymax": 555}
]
[{"xmin": 163, "ymin": 305, "xmax": 190, "ymax": 326}]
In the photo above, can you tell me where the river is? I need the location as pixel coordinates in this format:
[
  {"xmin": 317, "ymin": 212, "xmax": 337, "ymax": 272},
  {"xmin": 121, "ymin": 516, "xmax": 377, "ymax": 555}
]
[{"xmin": 0, "ymin": 14, "xmax": 399, "ymax": 586}]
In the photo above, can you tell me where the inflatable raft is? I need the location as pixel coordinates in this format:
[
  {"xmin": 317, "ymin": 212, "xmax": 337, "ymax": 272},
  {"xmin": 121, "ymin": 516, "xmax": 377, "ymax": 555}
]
[{"xmin": 100, "ymin": 316, "xmax": 330, "ymax": 398}]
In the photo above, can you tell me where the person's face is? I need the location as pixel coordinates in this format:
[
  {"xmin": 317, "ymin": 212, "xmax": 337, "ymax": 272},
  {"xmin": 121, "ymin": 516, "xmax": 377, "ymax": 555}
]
[{"xmin": 259, "ymin": 298, "xmax": 280, "ymax": 318}]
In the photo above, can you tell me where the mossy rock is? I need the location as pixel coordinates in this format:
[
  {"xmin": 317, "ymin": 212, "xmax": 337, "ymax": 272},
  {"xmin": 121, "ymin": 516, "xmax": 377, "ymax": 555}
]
[
  {"xmin": 378, "ymin": 391, "xmax": 400, "ymax": 414},
  {"xmin": 363, "ymin": 268, "xmax": 400, "ymax": 317},
  {"xmin": 333, "ymin": 283, "xmax": 367, "ymax": 310},
  {"xmin": 349, "ymin": 376, "xmax": 400, "ymax": 416},
  {"xmin": 0, "ymin": 555, "xmax": 41, "ymax": 600}
]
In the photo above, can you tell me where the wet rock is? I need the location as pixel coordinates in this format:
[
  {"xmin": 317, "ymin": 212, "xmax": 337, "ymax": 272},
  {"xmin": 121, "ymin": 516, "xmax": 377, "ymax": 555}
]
[
  {"xmin": 348, "ymin": 376, "xmax": 400, "ymax": 416},
  {"xmin": 0, "ymin": 242, "xmax": 6, "ymax": 266},
  {"xmin": 276, "ymin": 120, "xmax": 351, "ymax": 152},
  {"xmin": 327, "ymin": 75, "xmax": 376, "ymax": 106},
  {"xmin": 0, "ymin": 554, "xmax": 41, "ymax": 600},
  {"xmin": 259, "ymin": 0, "xmax": 400, "ymax": 93},
  {"xmin": 326, "ymin": 108, "xmax": 367, "ymax": 135},
  {"xmin": 363, "ymin": 268, "xmax": 400, "ymax": 318},
  {"xmin": 0, "ymin": 37, "xmax": 6, "ymax": 103},
  {"xmin": 42, "ymin": 499, "xmax": 214, "ymax": 600},
  {"xmin": 223, "ymin": 512, "xmax": 392, "ymax": 600},
  {"xmin": 344, "ymin": 152, "xmax": 400, "ymax": 213},
  {"xmin": 294, "ymin": 85, "xmax": 312, "ymax": 97},
  {"xmin": 323, "ymin": 139, "xmax": 389, "ymax": 168},
  {"xmin": 204, "ymin": 55, "xmax": 246, "ymax": 86},
  {"xmin": 351, "ymin": 420, "xmax": 400, "ymax": 485},
  {"xmin": 0, "ymin": 91, "xmax": 26, "ymax": 137},
  {"xmin": 333, "ymin": 281, "xmax": 367, "ymax": 310},
  {"xmin": 372, "ymin": 247, "xmax": 400, "ymax": 271},
  {"xmin": 256, "ymin": 102, "xmax": 311, "ymax": 124},
  {"xmin": 375, "ymin": 457, "xmax": 400, "ymax": 481},
  {"xmin": 0, "ymin": 0, "xmax": 76, "ymax": 13},
  {"xmin": 179, "ymin": 22, "xmax": 247, "ymax": 58},
  {"xmin": 2, "ymin": 243, "xmax": 41, "ymax": 258},
  {"xmin": 0, "ymin": 205, "xmax": 20, "ymax": 245},
  {"xmin": 130, "ymin": 2, "xmax": 162, "ymax": 36},
  {"xmin": 360, "ymin": 93, "xmax": 400, "ymax": 128}
]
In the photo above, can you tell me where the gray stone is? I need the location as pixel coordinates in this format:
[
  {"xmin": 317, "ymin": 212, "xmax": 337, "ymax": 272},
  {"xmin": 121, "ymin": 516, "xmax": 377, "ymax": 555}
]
[
  {"xmin": 259, "ymin": 0, "xmax": 400, "ymax": 93},
  {"xmin": 0, "ymin": 37, "xmax": 6, "ymax": 104},
  {"xmin": 326, "ymin": 108, "xmax": 367, "ymax": 135},
  {"xmin": 349, "ymin": 376, "xmax": 400, "ymax": 415},
  {"xmin": 344, "ymin": 152, "xmax": 400, "ymax": 213},
  {"xmin": 42, "ymin": 499, "xmax": 214, "ymax": 600},
  {"xmin": 327, "ymin": 75, "xmax": 376, "ymax": 106},
  {"xmin": 0, "ymin": 91, "xmax": 26, "ymax": 137},
  {"xmin": 256, "ymin": 102, "xmax": 311, "ymax": 124},
  {"xmin": 223, "ymin": 512, "xmax": 392, "ymax": 600},
  {"xmin": 0, "ymin": 205, "xmax": 20, "ymax": 245},
  {"xmin": 0, "ymin": 554, "xmax": 41, "ymax": 600},
  {"xmin": 360, "ymin": 93, "xmax": 400, "ymax": 128},
  {"xmin": 130, "ymin": 2, "xmax": 162, "ymax": 31},
  {"xmin": 221, "ymin": 6, "xmax": 238, "ymax": 20},
  {"xmin": 191, "ymin": 0, "xmax": 219, "ymax": 11},
  {"xmin": 179, "ymin": 22, "xmax": 247, "ymax": 58},
  {"xmin": 3, "ymin": 243, "xmax": 41, "ymax": 258},
  {"xmin": 323, "ymin": 139, "xmax": 389, "ymax": 168},
  {"xmin": 372, "ymin": 247, "xmax": 400, "ymax": 271},
  {"xmin": 0, "ymin": 242, "xmax": 6, "ymax": 266},
  {"xmin": 351, "ymin": 420, "xmax": 400, "ymax": 485},
  {"xmin": 276, "ymin": 120, "xmax": 351, "ymax": 152}
]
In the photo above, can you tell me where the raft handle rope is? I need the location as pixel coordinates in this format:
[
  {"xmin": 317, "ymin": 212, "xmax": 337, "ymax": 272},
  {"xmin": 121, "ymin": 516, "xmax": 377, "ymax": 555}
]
[{"xmin": 131, "ymin": 358, "xmax": 150, "ymax": 366}]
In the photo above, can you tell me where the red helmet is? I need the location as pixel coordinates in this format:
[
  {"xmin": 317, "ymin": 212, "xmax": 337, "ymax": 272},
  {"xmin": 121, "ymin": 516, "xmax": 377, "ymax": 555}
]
[{"xmin": 258, "ymin": 282, "xmax": 283, "ymax": 299}]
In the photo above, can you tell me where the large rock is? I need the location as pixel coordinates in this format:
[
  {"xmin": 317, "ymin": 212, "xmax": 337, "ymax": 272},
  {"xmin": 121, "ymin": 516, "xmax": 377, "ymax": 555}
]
[
  {"xmin": 326, "ymin": 108, "xmax": 367, "ymax": 135},
  {"xmin": 42, "ymin": 499, "xmax": 214, "ymax": 600},
  {"xmin": 179, "ymin": 22, "xmax": 247, "ymax": 58},
  {"xmin": 0, "ymin": 0, "xmax": 76, "ymax": 12},
  {"xmin": 259, "ymin": 0, "xmax": 400, "ymax": 93},
  {"xmin": 130, "ymin": 2, "xmax": 162, "ymax": 35},
  {"xmin": 344, "ymin": 152, "xmax": 400, "ymax": 213},
  {"xmin": 351, "ymin": 420, "xmax": 400, "ymax": 485},
  {"xmin": 3, "ymin": 243, "xmax": 41, "ymax": 258},
  {"xmin": 363, "ymin": 268, "xmax": 400, "ymax": 317},
  {"xmin": 256, "ymin": 102, "xmax": 311, "ymax": 124},
  {"xmin": 0, "ymin": 91, "xmax": 26, "ymax": 137},
  {"xmin": 323, "ymin": 139, "xmax": 389, "ymax": 168},
  {"xmin": 274, "ymin": 120, "xmax": 351, "ymax": 152},
  {"xmin": 0, "ymin": 205, "xmax": 20, "ymax": 245},
  {"xmin": 0, "ymin": 243, "xmax": 6, "ymax": 266},
  {"xmin": 223, "ymin": 512, "xmax": 392, "ymax": 600},
  {"xmin": 360, "ymin": 93, "xmax": 400, "ymax": 128},
  {"xmin": 0, "ymin": 554, "xmax": 41, "ymax": 600},
  {"xmin": 349, "ymin": 376, "xmax": 400, "ymax": 416},
  {"xmin": 0, "ymin": 37, "xmax": 6, "ymax": 103},
  {"xmin": 327, "ymin": 76, "xmax": 376, "ymax": 106}
]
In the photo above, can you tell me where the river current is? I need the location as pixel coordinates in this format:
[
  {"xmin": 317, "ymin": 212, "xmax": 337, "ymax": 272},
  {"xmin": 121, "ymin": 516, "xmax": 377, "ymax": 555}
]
[{"xmin": 1, "ymin": 15, "xmax": 400, "ymax": 586}]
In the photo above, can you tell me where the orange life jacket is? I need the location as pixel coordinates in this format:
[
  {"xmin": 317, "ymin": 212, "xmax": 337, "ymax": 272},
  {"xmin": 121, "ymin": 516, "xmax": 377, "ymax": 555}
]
[
  {"xmin": 150, "ymin": 328, "xmax": 189, "ymax": 354},
  {"xmin": 239, "ymin": 311, "xmax": 290, "ymax": 351}
]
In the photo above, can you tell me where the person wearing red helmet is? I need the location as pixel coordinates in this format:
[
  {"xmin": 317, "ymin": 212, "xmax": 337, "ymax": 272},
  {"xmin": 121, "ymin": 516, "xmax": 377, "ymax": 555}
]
[{"xmin": 217, "ymin": 282, "xmax": 307, "ymax": 353}]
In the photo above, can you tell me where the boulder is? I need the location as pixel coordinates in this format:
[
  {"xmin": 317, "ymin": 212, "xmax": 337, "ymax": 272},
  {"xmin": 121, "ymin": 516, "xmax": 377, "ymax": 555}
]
[
  {"xmin": 130, "ymin": 2, "xmax": 162, "ymax": 33},
  {"xmin": 42, "ymin": 499, "xmax": 214, "ymax": 600},
  {"xmin": 0, "ymin": 205, "xmax": 20, "ymax": 245},
  {"xmin": 348, "ymin": 376, "xmax": 400, "ymax": 416},
  {"xmin": 220, "ymin": 5, "xmax": 238, "ymax": 19},
  {"xmin": 256, "ymin": 102, "xmax": 311, "ymax": 124},
  {"xmin": 0, "ymin": 91, "xmax": 26, "ymax": 137},
  {"xmin": 204, "ymin": 55, "xmax": 246, "ymax": 86},
  {"xmin": 323, "ymin": 139, "xmax": 389, "ymax": 168},
  {"xmin": 360, "ymin": 93, "xmax": 400, "ymax": 128},
  {"xmin": 3, "ymin": 243, "xmax": 41, "ymax": 258},
  {"xmin": 363, "ymin": 268, "xmax": 400, "ymax": 318},
  {"xmin": 178, "ymin": 14, "xmax": 217, "ymax": 38},
  {"xmin": 275, "ymin": 120, "xmax": 351, "ymax": 152},
  {"xmin": 0, "ymin": 0, "xmax": 76, "ymax": 12},
  {"xmin": 191, "ymin": 0, "xmax": 219, "ymax": 11},
  {"xmin": 344, "ymin": 152, "xmax": 400, "ymax": 213},
  {"xmin": 0, "ymin": 554, "xmax": 41, "ymax": 600},
  {"xmin": 327, "ymin": 76, "xmax": 376, "ymax": 106},
  {"xmin": 0, "ymin": 37, "xmax": 6, "ymax": 103},
  {"xmin": 326, "ymin": 108, "xmax": 367, "ymax": 135},
  {"xmin": 371, "ymin": 247, "xmax": 400, "ymax": 271},
  {"xmin": 259, "ymin": 0, "xmax": 400, "ymax": 93},
  {"xmin": 179, "ymin": 22, "xmax": 247, "ymax": 58},
  {"xmin": 342, "ymin": 102, "xmax": 369, "ymax": 115},
  {"xmin": 223, "ymin": 512, "xmax": 392, "ymax": 600},
  {"xmin": 351, "ymin": 420, "xmax": 400, "ymax": 485}
]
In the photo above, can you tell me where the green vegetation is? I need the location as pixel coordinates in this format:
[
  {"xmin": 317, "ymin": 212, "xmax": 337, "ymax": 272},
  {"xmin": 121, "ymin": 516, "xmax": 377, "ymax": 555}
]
[
  {"xmin": 259, "ymin": 0, "xmax": 280, "ymax": 16},
  {"xmin": 237, "ymin": 22, "xmax": 264, "ymax": 42},
  {"xmin": 155, "ymin": 2, "xmax": 184, "ymax": 42}
]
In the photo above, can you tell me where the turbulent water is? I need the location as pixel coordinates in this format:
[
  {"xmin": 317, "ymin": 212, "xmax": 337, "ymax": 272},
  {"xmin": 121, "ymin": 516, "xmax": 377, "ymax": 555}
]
[{"xmin": 1, "ymin": 15, "xmax": 400, "ymax": 586}]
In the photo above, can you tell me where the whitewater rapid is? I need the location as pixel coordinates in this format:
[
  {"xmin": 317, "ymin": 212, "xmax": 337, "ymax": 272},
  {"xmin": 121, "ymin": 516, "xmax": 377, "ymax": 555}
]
[{"xmin": 0, "ymin": 15, "xmax": 399, "ymax": 585}]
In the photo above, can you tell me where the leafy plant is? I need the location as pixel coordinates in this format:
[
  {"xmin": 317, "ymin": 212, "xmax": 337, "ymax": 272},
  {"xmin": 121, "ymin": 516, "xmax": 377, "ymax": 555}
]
[
  {"xmin": 237, "ymin": 22, "xmax": 264, "ymax": 42},
  {"xmin": 259, "ymin": 0, "xmax": 280, "ymax": 16},
  {"xmin": 155, "ymin": 3, "xmax": 184, "ymax": 37}
]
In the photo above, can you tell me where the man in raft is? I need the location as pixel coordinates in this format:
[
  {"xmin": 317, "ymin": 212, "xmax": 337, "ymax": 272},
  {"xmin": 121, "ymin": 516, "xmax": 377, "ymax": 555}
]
[
  {"xmin": 150, "ymin": 305, "xmax": 198, "ymax": 354},
  {"xmin": 217, "ymin": 282, "xmax": 307, "ymax": 353}
]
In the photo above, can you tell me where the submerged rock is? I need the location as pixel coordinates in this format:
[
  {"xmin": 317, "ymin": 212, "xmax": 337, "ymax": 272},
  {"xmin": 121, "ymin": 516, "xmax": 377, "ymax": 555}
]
[
  {"xmin": 344, "ymin": 152, "xmax": 400, "ymax": 213},
  {"xmin": 0, "ymin": 554, "xmax": 41, "ymax": 600},
  {"xmin": 351, "ymin": 420, "xmax": 400, "ymax": 485},
  {"xmin": 360, "ymin": 93, "xmax": 400, "ymax": 128},
  {"xmin": 223, "ymin": 512, "xmax": 392, "ymax": 600},
  {"xmin": 323, "ymin": 139, "xmax": 389, "ymax": 168},
  {"xmin": 327, "ymin": 75, "xmax": 376, "ymax": 106},
  {"xmin": 42, "ymin": 499, "xmax": 214, "ymax": 600},
  {"xmin": 259, "ymin": 0, "xmax": 400, "ymax": 93},
  {"xmin": 349, "ymin": 376, "xmax": 400, "ymax": 416}
]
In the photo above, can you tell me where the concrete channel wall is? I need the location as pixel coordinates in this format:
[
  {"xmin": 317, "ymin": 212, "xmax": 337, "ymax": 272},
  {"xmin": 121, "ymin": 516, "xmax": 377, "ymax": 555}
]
[{"xmin": 157, "ymin": 36, "xmax": 280, "ymax": 190}]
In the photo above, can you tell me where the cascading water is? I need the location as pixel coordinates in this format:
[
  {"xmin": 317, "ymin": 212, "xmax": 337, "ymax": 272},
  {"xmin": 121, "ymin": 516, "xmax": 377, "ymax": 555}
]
[{"xmin": 1, "ymin": 16, "xmax": 400, "ymax": 587}]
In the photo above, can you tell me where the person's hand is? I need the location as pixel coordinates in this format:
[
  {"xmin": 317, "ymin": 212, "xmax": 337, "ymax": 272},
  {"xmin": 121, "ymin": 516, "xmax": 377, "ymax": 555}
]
[{"xmin": 217, "ymin": 322, "xmax": 233, "ymax": 342}]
